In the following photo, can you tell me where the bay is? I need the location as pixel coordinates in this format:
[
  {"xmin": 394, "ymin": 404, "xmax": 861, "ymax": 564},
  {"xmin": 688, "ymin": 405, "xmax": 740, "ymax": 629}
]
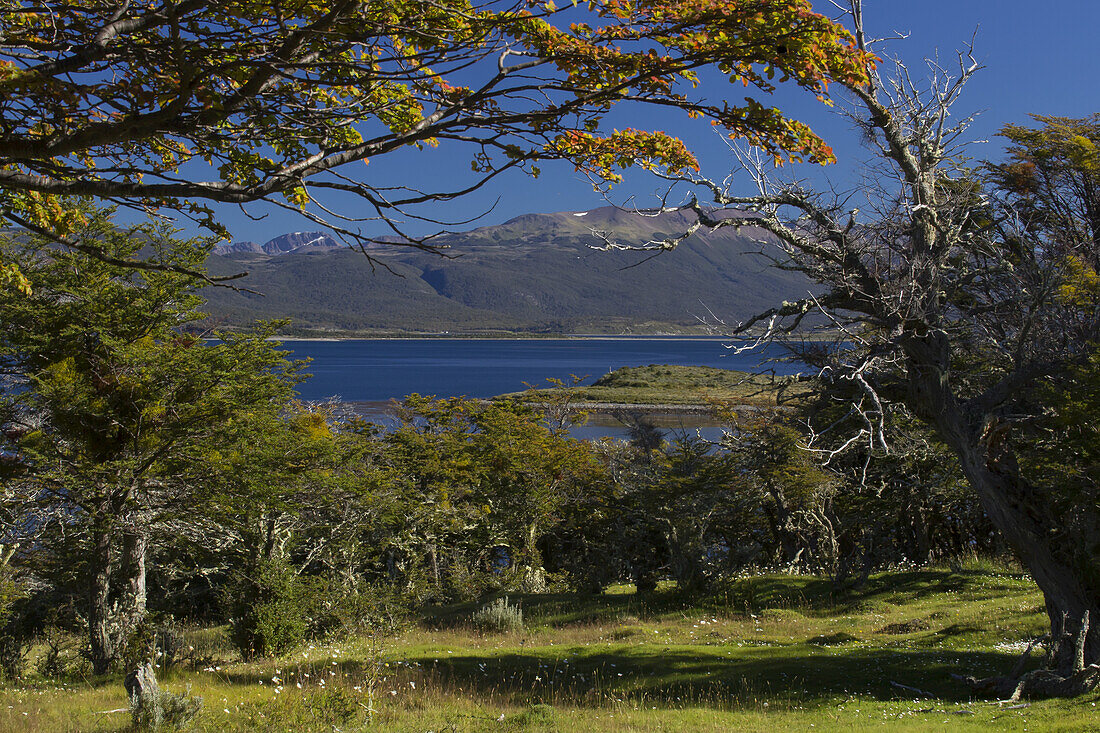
[
  {"xmin": 282, "ymin": 337, "xmax": 800, "ymax": 441},
  {"xmin": 284, "ymin": 337, "xmax": 799, "ymax": 403}
]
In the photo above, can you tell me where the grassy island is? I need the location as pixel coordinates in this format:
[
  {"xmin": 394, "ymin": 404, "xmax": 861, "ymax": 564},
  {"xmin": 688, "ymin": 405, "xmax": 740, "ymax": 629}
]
[{"xmin": 505, "ymin": 364, "xmax": 809, "ymax": 409}]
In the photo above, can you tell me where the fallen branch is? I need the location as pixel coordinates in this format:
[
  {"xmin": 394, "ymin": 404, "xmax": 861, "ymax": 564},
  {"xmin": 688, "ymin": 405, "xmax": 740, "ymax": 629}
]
[
  {"xmin": 952, "ymin": 664, "xmax": 1100, "ymax": 701},
  {"xmin": 890, "ymin": 680, "xmax": 935, "ymax": 698}
]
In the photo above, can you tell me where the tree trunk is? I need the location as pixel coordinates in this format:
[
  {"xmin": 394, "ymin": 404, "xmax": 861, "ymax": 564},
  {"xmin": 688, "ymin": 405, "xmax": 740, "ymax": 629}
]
[
  {"xmin": 907, "ymin": 497, "xmax": 934, "ymax": 566},
  {"xmin": 88, "ymin": 526, "xmax": 148, "ymax": 675},
  {"xmin": 763, "ymin": 486, "xmax": 801, "ymax": 566},
  {"xmin": 89, "ymin": 527, "xmax": 115, "ymax": 675},
  {"xmin": 118, "ymin": 530, "xmax": 148, "ymax": 643},
  {"xmin": 521, "ymin": 522, "xmax": 547, "ymax": 593},
  {"xmin": 906, "ymin": 340, "xmax": 1100, "ymax": 694},
  {"xmin": 428, "ymin": 543, "xmax": 440, "ymax": 587},
  {"xmin": 124, "ymin": 661, "xmax": 159, "ymax": 705},
  {"xmin": 666, "ymin": 525, "xmax": 699, "ymax": 591},
  {"xmin": 951, "ymin": 442, "xmax": 1100, "ymax": 675},
  {"xmin": 125, "ymin": 662, "xmax": 165, "ymax": 728}
]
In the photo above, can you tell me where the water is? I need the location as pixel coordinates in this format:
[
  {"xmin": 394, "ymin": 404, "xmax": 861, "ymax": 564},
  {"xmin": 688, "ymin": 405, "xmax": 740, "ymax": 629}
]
[
  {"xmin": 286, "ymin": 337, "xmax": 798, "ymax": 402},
  {"xmin": 284, "ymin": 337, "xmax": 799, "ymax": 440}
]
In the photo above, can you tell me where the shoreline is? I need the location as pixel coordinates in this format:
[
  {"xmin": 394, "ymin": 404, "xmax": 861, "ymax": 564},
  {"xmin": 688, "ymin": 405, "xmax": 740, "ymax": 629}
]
[
  {"xmin": 339, "ymin": 399, "xmax": 792, "ymax": 418},
  {"xmin": 519, "ymin": 401, "xmax": 794, "ymax": 415},
  {"xmin": 269, "ymin": 334, "xmax": 742, "ymax": 342}
]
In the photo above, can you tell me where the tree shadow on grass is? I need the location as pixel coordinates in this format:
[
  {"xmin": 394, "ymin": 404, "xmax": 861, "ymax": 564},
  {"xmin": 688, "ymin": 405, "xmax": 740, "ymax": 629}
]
[
  {"xmin": 719, "ymin": 570, "xmax": 1032, "ymax": 615},
  {"xmin": 413, "ymin": 645, "xmax": 1018, "ymax": 709},
  {"xmin": 219, "ymin": 644, "xmax": 1022, "ymax": 711},
  {"xmin": 424, "ymin": 569, "xmax": 1033, "ymax": 628}
]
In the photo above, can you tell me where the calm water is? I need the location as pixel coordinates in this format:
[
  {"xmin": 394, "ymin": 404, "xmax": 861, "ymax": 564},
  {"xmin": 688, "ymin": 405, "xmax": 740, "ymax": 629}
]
[
  {"xmin": 284, "ymin": 338, "xmax": 798, "ymax": 441},
  {"xmin": 285, "ymin": 337, "xmax": 798, "ymax": 403}
]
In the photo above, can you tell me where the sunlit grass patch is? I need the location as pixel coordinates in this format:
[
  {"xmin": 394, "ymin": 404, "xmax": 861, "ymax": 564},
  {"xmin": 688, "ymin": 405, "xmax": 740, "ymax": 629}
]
[{"xmin": 2, "ymin": 565, "xmax": 1097, "ymax": 732}]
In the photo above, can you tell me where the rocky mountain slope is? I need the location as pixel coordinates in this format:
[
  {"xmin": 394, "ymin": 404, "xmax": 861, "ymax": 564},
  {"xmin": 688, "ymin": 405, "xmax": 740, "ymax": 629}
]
[
  {"xmin": 200, "ymin": 206, "xmax": 810, "ymax": 335},
  {"xmin": 214, "ymin": 231, "xmax": 343, "ymax": 256}
]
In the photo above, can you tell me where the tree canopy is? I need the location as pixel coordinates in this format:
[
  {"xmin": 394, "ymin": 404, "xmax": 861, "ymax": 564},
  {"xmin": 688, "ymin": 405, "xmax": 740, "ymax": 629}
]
[{"xmin": 0, "ymin": 0, "xmax": 871, "ymax": 259}]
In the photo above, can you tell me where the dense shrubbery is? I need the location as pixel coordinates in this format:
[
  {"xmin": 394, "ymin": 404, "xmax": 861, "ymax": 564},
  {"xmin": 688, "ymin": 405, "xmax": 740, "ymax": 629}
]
[{"xmin": 2, "ymin": 372, "xmax": 996, "ymax": 677}]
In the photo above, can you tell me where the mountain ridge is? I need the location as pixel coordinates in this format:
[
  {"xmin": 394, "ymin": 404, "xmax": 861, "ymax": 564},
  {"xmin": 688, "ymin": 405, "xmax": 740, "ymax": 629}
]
[
  {"xmin": 200, "ymin": 206, "xmax": 809, "ymax": 336},
  {"xmin": 215, "ymin": 231, "xmax": 343, "ymax": 256}
]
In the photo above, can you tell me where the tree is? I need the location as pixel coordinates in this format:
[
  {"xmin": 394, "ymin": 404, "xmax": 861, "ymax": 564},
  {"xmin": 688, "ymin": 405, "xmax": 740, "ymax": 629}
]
[
  {"xmin": 720, "ymin": 415, "xmax": 837, "ymax": 574},
  {"xmin": 796, "ymin": 390, "xmax": 993, "ymax": 577},
  {"xmin": 467, "ymin": 398, "xmax": 606, "ymax": 592},
  {"xmin": 988, "ymin": 114, "xmax": 1100, "ymax": 258},
  {"xmin": 601, "ymin": 2, "xmax": 1100, "ymax": 698},
  {"xmin": 378, "ymin": 395, "xmax": 603, "ymax": 597},
  {"xmin": 0, "ymin": 0, "xmax": 871, "ymax": 272},
  {"xmin": 553, "ymin": 427, "xmax": 750, "ymax": 593},
  {"xmin": 0, "ymin": 262, "xmax": 29, "ymax": 294},
  {"xmin": 0, "ymin": 211, "xmax": 301, "ymax": 673}
]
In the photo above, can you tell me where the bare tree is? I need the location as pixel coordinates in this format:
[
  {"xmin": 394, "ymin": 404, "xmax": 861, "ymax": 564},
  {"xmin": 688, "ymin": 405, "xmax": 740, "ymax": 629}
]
[{"xmin": 597, "ymin": 1, "xmax": 1100, "ymax": 699}]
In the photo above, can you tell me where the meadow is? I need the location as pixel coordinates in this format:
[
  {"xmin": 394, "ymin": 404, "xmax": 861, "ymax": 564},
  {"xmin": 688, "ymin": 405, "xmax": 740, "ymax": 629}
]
[{"xmin": 4, "ymin": 563, "xmax": 1096, "ymax": 732}]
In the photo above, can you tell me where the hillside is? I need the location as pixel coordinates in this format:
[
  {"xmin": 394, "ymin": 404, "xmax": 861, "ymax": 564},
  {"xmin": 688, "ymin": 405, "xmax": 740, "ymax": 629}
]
[{"xmin": 200, "ymin": 207, "xmax": 811, "ymax": 335}]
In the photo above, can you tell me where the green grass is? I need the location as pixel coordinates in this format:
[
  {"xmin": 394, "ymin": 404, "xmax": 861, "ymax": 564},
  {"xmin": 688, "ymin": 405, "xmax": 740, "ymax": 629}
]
[
  {"xmin": 4, "ymin": 566, "xmax": 1098, "ymax": 731},
  {"xmin": 507, "ymin": 364, "xmax": 808, "ymax": 407}
]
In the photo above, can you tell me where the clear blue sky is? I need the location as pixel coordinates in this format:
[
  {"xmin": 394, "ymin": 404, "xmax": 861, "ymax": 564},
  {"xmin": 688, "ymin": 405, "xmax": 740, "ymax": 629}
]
[{"xmin": 200, "ymin": 1, "xmax": 1100, "ymax": 244}]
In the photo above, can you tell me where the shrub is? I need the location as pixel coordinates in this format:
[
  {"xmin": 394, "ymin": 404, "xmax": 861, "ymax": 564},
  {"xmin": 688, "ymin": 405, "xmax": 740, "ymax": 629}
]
[
  {"xmin": 307, "ymin": 583, "xmax": 412, "ymax": 639},
  {"xmin": 511, "ymin": 703, "xmax": 554, "ymax": 725},
  {"xmin": 224, "ymin": 559, "xmax": 315, "ymax": 659},
  {"xmin": 436, "ymin": 561, "xmax": 501, "ymax": 603},
  {"xmin": 154, "ymin": 616, "xmax": 188, "ymax": 673},
  {"xmin": 470, "ymin": 596, "xmax": 524, "ymax": 632},
  {"xmin": 35, "ymin": 626, "xmax": 83, "ymax": 679}
]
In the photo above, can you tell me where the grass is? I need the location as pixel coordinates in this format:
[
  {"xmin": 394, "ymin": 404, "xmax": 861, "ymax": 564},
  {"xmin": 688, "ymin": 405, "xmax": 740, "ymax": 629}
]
[
  {"xmin": 3, "ymin": 565, "xmax": 1098, "ymax": 731},
  {"xmin": 506, "ymin": 364, "xmax": 809, "ymax": 407}
]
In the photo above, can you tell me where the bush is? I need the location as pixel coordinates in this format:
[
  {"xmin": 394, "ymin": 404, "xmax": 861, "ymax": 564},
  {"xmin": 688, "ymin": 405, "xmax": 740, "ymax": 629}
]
[
  {"xmin": 146, "ymin": 617, "xmax": 186, "ymax": 673},
  {"xmin": 470, "ymin": 596, "xmax": 524, "ymax": 632},
  {"xmin": 35, "ymin": 626, "xmax": 85, "ymax": 679},
  {"xmin": 510, "ymin": 703, "xmax": 554, "ymax": 725},
  {"xmin": 307, "ymin": 583, "xmax": 412, "ymax": 639},
  {"xmin": 225, "ymin": 559, "xmax": 316, "ymax": 659}
]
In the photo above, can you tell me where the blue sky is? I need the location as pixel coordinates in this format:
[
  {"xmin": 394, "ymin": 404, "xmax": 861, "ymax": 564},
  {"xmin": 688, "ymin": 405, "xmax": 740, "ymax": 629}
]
[{"xmin": 200, "ymin": 1, "xmax": 1100, "ymax": 244}]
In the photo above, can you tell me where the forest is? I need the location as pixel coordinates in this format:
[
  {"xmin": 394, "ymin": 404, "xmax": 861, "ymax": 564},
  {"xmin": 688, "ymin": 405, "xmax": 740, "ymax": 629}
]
[{"xmin": 1, "ymin": 0, "xmax": 1098, "ymax": 730}]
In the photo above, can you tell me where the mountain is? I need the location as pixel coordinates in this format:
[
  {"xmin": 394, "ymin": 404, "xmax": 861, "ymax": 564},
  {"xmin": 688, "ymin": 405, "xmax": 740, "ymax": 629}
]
[
  {"xmin": 199, "ymin": 206, "xmax": 811, "ymax": 335},
  {"xmin": 214, "ymin": 231, "xmax": 342, "ymax": 256}
]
